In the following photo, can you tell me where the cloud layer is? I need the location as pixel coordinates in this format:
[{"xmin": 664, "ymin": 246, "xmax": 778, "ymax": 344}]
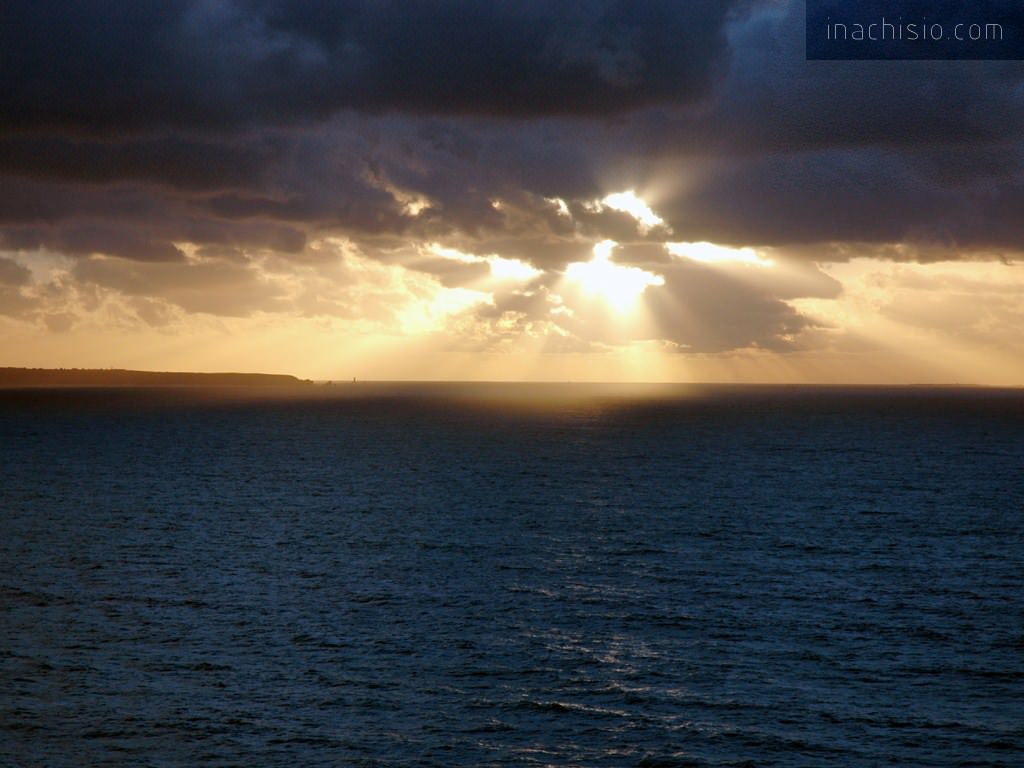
[
  {"xmin": 1, "ymin": 0, "xmax": 1023, "ymax": 361},
  {"xmin": 1, "ymin": 0, "xmax": 741, "ymax": 133}
]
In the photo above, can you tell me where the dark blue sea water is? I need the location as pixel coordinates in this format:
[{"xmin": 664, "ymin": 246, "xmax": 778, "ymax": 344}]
[{"xmin": 2, "ymin": 383, "xmax": 1023, "ymax": 767}]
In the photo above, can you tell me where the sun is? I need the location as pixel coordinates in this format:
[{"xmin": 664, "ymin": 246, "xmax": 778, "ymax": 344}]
[{"xmin": 564, "ymin": 240, "xmax": 664, "ymax": 313}]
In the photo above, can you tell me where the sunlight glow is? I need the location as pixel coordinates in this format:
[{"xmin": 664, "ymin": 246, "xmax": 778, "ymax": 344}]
[
  {"xmin": 382, "ymin": 186, "xmax": 431, "ymax": 217},
  {"xmin": 787, "ymin": 258, "xmax": 1024, "ymax": 385},
  {"xmin": 593, "ymin": 190, "xmax": 667, "ymax": 233},
  {"xmin": 403, "ymin": 197, "xmax": 430, "ymax": 216},
  {"xmin": 429, "ymin": 243, "xmax": 477, "ymax": 263},
  {"xmin": 398, "ymin": 286, "xmax": 491, "ymax": 333},
  {"xmin": 665, "ymin": 241, "xmax": 775, "ymax": 268},
  {"xmin": 565, "ymin": 240, "xmax": 664, "ymax": 313},
  {"xmin": 429, "ymin": 243, "xmax": 540, "ymax": 282},
  {"xmin": 545, "ymin": 196, "xmax": 572, "ymax": 218},
  {"xmin": 489, "ymin": 256, "xmax": 542, "ymax": 281}
]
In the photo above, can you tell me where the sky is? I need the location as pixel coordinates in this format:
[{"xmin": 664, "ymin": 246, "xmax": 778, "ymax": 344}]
[{"xmin": 1, "ymin": 0, "xmax": 1023, "ymax": 384}]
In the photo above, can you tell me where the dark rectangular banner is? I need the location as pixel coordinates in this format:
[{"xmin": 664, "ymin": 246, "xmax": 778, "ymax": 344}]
[{"xmin": 807, "ymin": 0, "xmax": 1024, "ymax": 59}]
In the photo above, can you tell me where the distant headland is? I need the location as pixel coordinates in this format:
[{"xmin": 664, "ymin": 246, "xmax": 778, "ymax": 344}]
[{"xmin": 0, "ymin": 367, "xmax": 313, "ymax": 388}]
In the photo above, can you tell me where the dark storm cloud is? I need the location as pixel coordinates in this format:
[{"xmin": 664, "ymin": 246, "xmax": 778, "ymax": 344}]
[
  {"xmin": 703, "ymin": 2, "xmax": 1024, "ymax": 153},
  {"xmin": 592, "ymin": 0, "xmax": 1024, "ymax": 252},
  {"xmin": 0, "ymin": 218, "xmax": 185, "ymax": 262},
  {"xmin": 3, "ymin": 0, "xmax": 1023, "ymax": 256},
  {"xmin": 0, "ymin": 177, "xmax": 180, "ymax": 226},
  {"xmin": 656, "ymin": 145, "xmax": 1024, "ymax": 252},
  {"xmin": 1, "ymin": 0, "xmax": 741, "ymax": 135},
  {"xmin": 46, "ymin": 224, "xmax": 186, "ymax": 262},
  {"xmin": 0, "ymin": 175, "xmax": 307, "ymax": 262},
  {"xmin": 0, "ymin": 135, "xmax": 280, "ymax": 190}
]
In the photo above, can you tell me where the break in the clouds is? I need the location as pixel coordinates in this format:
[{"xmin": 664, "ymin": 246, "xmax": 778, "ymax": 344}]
[{"xmin": 1, "ymin": 0, "xmax": 1023, "ymax": 369}]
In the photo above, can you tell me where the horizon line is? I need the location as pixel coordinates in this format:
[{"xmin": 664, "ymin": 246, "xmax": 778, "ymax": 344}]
[{"xmin": 0, "ymin": 366, "xmax": 1020, "ymax": 390}]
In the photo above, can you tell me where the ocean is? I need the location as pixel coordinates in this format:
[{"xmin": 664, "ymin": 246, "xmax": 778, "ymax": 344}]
[{"xmin": 1, "ymin": 383, "xmax": 1022, "ymax": 766}]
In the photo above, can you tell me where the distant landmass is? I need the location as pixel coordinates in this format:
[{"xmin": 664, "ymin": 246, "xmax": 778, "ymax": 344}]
[{"xmin": 0, "ymin": 367, "xmax": 312, "ymax": 388}]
